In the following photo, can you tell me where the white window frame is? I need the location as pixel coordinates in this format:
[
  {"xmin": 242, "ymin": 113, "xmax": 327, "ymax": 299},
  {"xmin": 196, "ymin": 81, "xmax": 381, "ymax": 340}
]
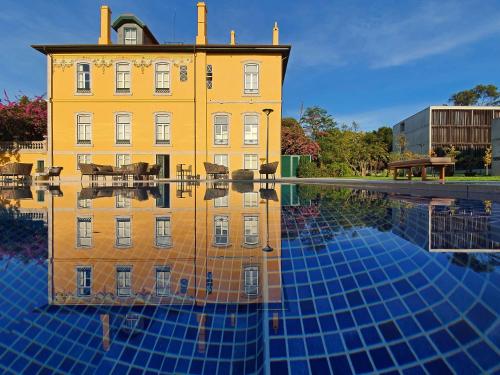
[
  {"xmin": 77, "ymin": 192, "xmax": 91, "ymax": 209},
  {"xmin": 213, "ymin": 114, "xmax": 229, "ymax": 146},
  {"xmin": 76, "ymin": 217, "xmax": 92, "ymax": 248},
  {"xmin": 214, "ymin": 154, "xmax": 228, "ymax": 167},
  {"xmin": 76, "ymin": 113, "xmax": 92, "ymax": 145},
  {"xmin": 115, "ymin": 113, "xmax": 131, "ymax": 145},
  {"xmin": 155, "ymin": 266, "xmax": 171, "ymax": 296},
  {"xmin": 76, "ymin": 266, "xmax": 92, "ymax": 297},
  {"xmin": 243, "ymin": 192, "xmax": 258, "ymax": 208},
  {"xmin": 115, "ymin": 62, "xmax": 131, "ymax": 94},
  {"xmin": 244, "ymin": 154, "xmax": 259, "ymax": 170},
  {"xmin": 76, "ymin": 154, "xmax": 92, "ymax": 170},
  {"xmin": 244, "ymin": 63, "xmax": 259, "ymax": 95},
  {"xmin": 116, "ymin": 266, "xmax": 132, "ymax": 297},
  {"xmin": 244, "ymin": 266, "xmax": 259, "ymax": 296},
  {"xmin": 214, "ymin": 195, "xmax": 228, "ymax": 208},
  {"xmin": 124, "ymin": 27, "xmax": 138, "ymax": 45},
  {"xmin": 75, "ymin": 62, "xmax": 91, "ymax": 94},
  {"xmin": 115, "ymin": 217, "xmax": 132, "ymax": 248},
  {"xmin": 154, "ymin": 112, "xmax": 171, "ymax": 145},
  {"xmin": 214, "ymin": 215, "xmax": 229, "ymax": 246},
  {"xmin": 116, "ymin": 194, "xmax": 131, "ymax": 208},
  {"xmin": 155, "ymin": 216, "xmax": 172, "ymax": 248},
  {"xmin": 154, "ymin": 62, "xmax": 171, "ymax": 94},
  {"xmin": 243, "ymin": 216, "xmax": 259, "ymax": 246},
  {"xmin": 116, "ymin": 154, "xmax": 131, "ymax": 168},
  {"xmin": 243, "ymin": 114, "xmax": 259, "ymax": 145}
]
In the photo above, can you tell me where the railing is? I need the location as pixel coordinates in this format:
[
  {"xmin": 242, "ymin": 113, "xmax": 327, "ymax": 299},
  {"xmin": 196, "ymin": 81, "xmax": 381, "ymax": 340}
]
[{"xmin": 0, "ymin": 140, "xmax": 47, "ymax": 153}]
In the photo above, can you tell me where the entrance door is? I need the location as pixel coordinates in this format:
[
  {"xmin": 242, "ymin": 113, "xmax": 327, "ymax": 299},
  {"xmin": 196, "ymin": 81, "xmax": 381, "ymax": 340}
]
[{"xmin": 156, "ymin": 155, "xmax": 170, "ymax": 179}]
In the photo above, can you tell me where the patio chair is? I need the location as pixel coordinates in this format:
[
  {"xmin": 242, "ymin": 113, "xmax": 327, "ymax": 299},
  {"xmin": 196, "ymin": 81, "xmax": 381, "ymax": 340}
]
[
  {"xmin": 259, "ymin": 161, "xmax": 279, "ymax": 180},
  {"xmin": 144, "ymin": 164, "xmax": 161, "ymax": 180},
  {"xmin": 0, "ymin": 163, "xmax": 33, "ymax": 182},
  {"xmin": 46, "ymin": 166, "xmax": 63, "ymax": 181},
  {"xmin": 204, "ymin": 162, "xmax": 229, "ymax": 180}
]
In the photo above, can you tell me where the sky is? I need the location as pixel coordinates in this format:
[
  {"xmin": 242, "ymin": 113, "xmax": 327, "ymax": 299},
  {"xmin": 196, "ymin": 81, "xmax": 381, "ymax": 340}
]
[{"xmin": 1, "ymin": 0, "xmax": 500, "ymax": 130}]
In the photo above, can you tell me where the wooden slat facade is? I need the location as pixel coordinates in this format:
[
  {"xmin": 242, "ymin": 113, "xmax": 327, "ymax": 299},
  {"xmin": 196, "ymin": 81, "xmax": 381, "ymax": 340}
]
[{"xmin": 431, "ymin": 108, "xmax": 500, "ymax": 150}]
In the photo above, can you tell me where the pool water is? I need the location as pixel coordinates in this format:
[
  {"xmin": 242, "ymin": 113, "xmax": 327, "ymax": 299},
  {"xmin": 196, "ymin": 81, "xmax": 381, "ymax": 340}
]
[{"xmin": 0, "ymin": 182, "xmax": 498, "ymax": 374}]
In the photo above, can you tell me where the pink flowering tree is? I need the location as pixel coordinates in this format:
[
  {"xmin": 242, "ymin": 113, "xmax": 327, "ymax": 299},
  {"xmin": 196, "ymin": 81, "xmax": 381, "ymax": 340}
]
[{"xmin": 0, "ymin": 93, "xmax": 47, "ymax": 141}]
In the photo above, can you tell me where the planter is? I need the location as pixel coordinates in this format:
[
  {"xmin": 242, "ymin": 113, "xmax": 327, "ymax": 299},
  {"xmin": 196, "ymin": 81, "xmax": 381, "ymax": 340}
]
[{"xmin": 231, "ymin": 169, "xmax": 254, "ymax": 180}]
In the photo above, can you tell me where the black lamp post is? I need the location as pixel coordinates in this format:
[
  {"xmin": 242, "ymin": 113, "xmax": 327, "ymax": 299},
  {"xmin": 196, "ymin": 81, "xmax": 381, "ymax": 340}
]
[
  {"xmin": 262, "ymin": 198, "xmax": 273, "ymax": 252},
  {"xmin": 262, "ymin": 108, "xmax": 274, "ymax": 164}
]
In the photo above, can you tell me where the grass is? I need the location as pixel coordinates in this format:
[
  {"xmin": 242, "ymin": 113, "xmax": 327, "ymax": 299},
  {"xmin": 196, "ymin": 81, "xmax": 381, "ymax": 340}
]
[{"xmin": 335, "ymin": 174, "xmax": 500, "ymax": 182}]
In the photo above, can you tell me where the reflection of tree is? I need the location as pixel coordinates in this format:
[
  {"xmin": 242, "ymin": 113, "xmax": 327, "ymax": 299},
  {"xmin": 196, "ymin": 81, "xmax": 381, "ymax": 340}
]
[
  {"xmin": 450, "ymin": 253, "xmax": 500, "ymax": 273},
  {"xmin": 0, "ymin": 202, "xmax": 47, "ymax": 265}
]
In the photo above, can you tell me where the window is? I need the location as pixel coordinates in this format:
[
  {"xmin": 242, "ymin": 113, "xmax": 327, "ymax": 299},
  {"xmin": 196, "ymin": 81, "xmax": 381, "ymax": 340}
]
[
  {"xmin": 214, "ymin": 154, "xmax": 228, "ymax": 167},
  {"xmin": 156, "ymin": 266, "xmax": 171, "ymax": 296},
  {"xmin": 244, "ymin": 154, "xmax": 258, "ymax": 170},
  {"xmin": 244, "ymin": 266, "xmax": 259, "ymax": 296},
  {"xmin": 155, "ymin": 113, "xmax": 171, "ymax": 144},
  {"xmin": 76, "ymin": 63, "xmax": 91, "ymax": 92},
  {"xmin": 155, "ymin": 217, "xmax": 172, "ymax": 248},
  {"xmin": 116, "ymin": 114, "xmax": 131, "ymax": 144},
  {"xmin": 244, "ymin": 63, "xmax": 259, "ymax": 94},
  {"xmin": 180, "ymin": 65, "xmax": 188, "ymax": 81},
  {"xmin": 400, "ymin": 122, "xmax": 405, "ymax": 132},
  {"xmin": 116, "ymin": 267, "xmax": 132, "ymax": 296},
  {"xmin": 77, "ymin": 192, "xmax": 91, "ymax": 209},
  {"xmin": 36, "ymin": 160, "xmax": 45, "ymax": 173},
  {"xmin": 116, "ymin": 194, "xmax": 131, "ymax": 208},
  {"xmin": 206, "ymin": 64, "xmax": 213, "ymax": 89},
  {"xmin": 116, "ymin": 63, "xmax": 131, "ymax": 93},
  {"xmin": 244, "ymin": 114, "xmax": 258, "ymax": 145},
  {"xmin": 116, "ymin": 217, "xmax": 131, "ymax": 247},
  {"xmin": 116, "ymin": 154, "xmax": 131, "ymax": 168},
  {"xmin": 77, "ymin": 217, "xmax": 92, "ymax": 248},
  {"xmin": 214, "ymin": 195, "xmax": 228, "ymax": 208},
  {"xmin": 214, "ymin": 215, "xmax": 229, "ymax": 245},
  {"xmin": 244, "ymin": 192, "xmax": 258, "ymax": 208},
  {"xmin": 76, "ymin": 267, "xmax": 92, "ymax": 296},
  {"xmin": 214, "ymin": 115, "xmax": 229, "ymax": 145},
  {"xmin": 76, "ymin": 114, "xmax": 91, "ymax": 144},
  {"xmin": 77, "ymin": 154, "xmax": 91, "ymax": 169},
  {"xmin": 155, "ymin": 63, "xmax": 170, "ymax": 93},
  {"xmin": 124, "ymin": 27, "xmax": 138, "ymax": 45},
  {"xmin": 244, "ymin": 216, "xmax": 259, "ymax": 245},
  {"xmin": 36, "ymin": 190, "xmax": 45, "ymax": 203}
]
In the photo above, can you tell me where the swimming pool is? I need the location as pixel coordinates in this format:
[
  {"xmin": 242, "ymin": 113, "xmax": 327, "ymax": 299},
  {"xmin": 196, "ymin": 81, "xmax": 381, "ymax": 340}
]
[{"xmin": 0, "ymin": 182, "xmax": 498, "ymax": 374}]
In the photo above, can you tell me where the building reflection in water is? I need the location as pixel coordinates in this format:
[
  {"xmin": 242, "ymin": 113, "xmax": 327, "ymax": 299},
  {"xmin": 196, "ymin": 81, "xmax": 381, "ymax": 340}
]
[{"xmin": 47, "ymin": 181, "xmax": 282, "ymax": 359}]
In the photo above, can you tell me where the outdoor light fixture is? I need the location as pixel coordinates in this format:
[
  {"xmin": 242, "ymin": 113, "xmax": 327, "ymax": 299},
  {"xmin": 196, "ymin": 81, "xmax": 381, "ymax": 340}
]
[
  {"xmin": 262, "ymin": 197, "xmax": 273, "ymax": 252},
  {"xmin": 262, "ymin": 108, "xmax": 274, "ymax": 164}
]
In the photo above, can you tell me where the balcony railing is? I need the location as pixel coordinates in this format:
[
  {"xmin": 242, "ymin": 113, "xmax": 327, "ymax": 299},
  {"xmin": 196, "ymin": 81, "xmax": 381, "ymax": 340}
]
[{"xmin": 0, "ymin": 140, "xmax": 47, "ymax": 153}]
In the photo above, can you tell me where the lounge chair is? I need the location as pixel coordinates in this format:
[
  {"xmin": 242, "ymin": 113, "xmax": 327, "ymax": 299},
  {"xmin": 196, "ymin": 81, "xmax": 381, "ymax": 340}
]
[
  {"xmin": 259, "ymin": 161, "xmax": 279, "ymax": 179},
  {"xmin": 204, "ymin": 162, "xmax": 229, "ymax": 179},
  {"xmin": 0, "ymin": 163, "xmax": 33, "ymax": 181},
  {"xmin": 144, "ymin": 164, "xmax": 161, "ymax": 180}
]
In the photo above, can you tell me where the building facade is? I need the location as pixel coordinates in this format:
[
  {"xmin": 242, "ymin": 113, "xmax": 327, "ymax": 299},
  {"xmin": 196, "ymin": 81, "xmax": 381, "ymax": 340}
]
[
  {"xmin": 392, "ymin": 106, "xmax": 500, "ymax": 156},
  {"xmin": 33, "ymin": 3, "xmax": 290, "ymax": 179}
]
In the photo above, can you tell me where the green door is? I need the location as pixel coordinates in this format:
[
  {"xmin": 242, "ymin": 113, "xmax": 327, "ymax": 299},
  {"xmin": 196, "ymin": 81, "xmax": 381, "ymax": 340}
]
[{"xmin": 291, "ymin": 156, "xmax": 300, "ymax": 177}]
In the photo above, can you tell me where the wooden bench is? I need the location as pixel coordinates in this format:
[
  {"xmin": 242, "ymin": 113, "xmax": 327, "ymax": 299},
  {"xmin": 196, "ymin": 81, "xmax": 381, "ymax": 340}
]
[{"xmin": 388, "ymin": 157, "xmax": 454, "ymax": 182}]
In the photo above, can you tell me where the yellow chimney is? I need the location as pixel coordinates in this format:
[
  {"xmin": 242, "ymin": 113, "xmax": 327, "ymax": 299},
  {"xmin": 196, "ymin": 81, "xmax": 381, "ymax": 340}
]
[
  {"xmin": 196, "ymin": 2, "xmax": 207, "ymax": 45},
  {"xmin": 272, "ymin": 22, "xmax": 279, "ymax": 45},
  {"xmin": 230, "ymin": 30, "xmax": 236, "ymax": 45},
  {"xmin": 98, "ymin": 6, "xmax": 112, "ymax": 45}
]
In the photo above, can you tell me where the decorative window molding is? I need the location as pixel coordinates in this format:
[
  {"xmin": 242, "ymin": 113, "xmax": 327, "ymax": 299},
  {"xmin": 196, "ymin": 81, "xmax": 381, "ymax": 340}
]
[
  {"xmin": 115, "ymin": 62, "xmax": 131, "ymax": 94},
  {"xmin": 75, "ymin": 62, "xmax": 91, "ymax": 94},
  {"xmin": 133, "ymin": 57, "xmax": 152, "ymax": 73},
  {"xmin": 154, "ymin": 62, "xmax": 170, "ymax": 93}
]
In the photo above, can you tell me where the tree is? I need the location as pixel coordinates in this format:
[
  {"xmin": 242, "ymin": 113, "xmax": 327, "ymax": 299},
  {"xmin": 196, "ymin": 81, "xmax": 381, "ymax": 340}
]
[
  {"xmin": 281, "ymin": 117, "xmax": 320, "ymax": 160},
  {"xmin": 299, "ymin": 106, "xmax": 337, "ymax": 139},
  {"xmin": 483, "ymin": 146, "xmax": 492, "ymax": 176},
  {"xmin": 449, "ymin": 84, "xmax": 500, "ymax": 106},
  {"xmin": 0, "ymin": 94, "xmax": 47, "ymax": 141},
  {"xmin": 372, "ymin": 126, "xmax": 393, "ymax": 153}
]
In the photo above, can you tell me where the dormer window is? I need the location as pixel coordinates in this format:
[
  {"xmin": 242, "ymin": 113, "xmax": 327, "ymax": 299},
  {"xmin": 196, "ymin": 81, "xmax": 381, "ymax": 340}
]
[{"xmin": 124, "ymin": 27, "xmax": 137, "ymax": 45}]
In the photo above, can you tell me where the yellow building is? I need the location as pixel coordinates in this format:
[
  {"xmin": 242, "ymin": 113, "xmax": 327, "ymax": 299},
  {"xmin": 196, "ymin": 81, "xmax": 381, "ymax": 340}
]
[{"xmin": 32, "ymin": 3, "xmax": 290, "ymax": 180}]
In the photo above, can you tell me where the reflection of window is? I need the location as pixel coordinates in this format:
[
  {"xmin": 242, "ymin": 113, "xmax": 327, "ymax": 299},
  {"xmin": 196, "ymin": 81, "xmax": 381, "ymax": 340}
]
[
  {"xmin": 116, "ymin": 114, "xmax": 131, "ymax": 144},
  {"xmin": 156, "ymin": 266, "xmax": 171, "ymax": 296},
  {"xmin": 76, "ymin": 63, "xmax": 91, "ymax": 92},
  {"xmin": 77, "ymin": 217, "xmax": 92, "ymax": 247},
  {"xmin": 243, "ymin": 192, "xmax": 258, "ymax": 208},
  {"xmin": 76, "ymin": 114, "xmax": 91, "ymax": 144},
  {"xmin": 244, "ymin": 266, "xmax": 259, "ymax": 296},
  {"xmin": 244, "ymin": 216, "xmax": 259, "ymax": 245},
  {"xmin": 214, "ymin": 115, "xmax": 229, "ymax": 145},
  {"xmin": 77, "ymin": 267, "xmax": 92, "ymax": 296},
  {"xmin": 244, "ymin": 115, "xmax": 258, "ymax": 145},
  {"xmin": 155, "ymin": 113, "xmax": 170, "ymax": 144},
  {"xmin": 214, "ymin": 154, "xmax": 228, "ymax": 167},
  {"xmin": 116, "ymin": 63, "xmax": 131, "ymax": 92},
  {"xmin": 116, "ymin": 154, "xmax": 131, "ymax": 168},
  {"xmin": 244, "ymin": 63, "xmax": 259, "ymax": 94},
  {"xmin": 116, "ymin": 267, "xmax": 132, "ymax": 296},
  {"xmin": 124, "ymin": 28, "xmax": 138, "ymax": 44},
  {"xmin": 116, "ymin": 194, "xmax": 131, "ymax": 208},
  {"xmin": 124, "ymin": 313, "xmax": 140, "ymax": 331},
  {"xmin": 155, "ymin": 217, "xmax": 172, "ymax": 248},
  {"xmin": 116, "ymin": 217, "xmax": 131, "ymax": 247},
  {"xmin": 214, "ymin": 215, "xmax": 229, "ymax": 245},
  {"xmin": 206, "ymin": 272, "xmax": 213, "ymax": 294},
  {"xmin": 155, "ymin": 63, "xmax": 170, "ymax": 93},
  {"xmin": 244, "ymin": 154, "xmax": 258, "ymax": 170},
  {"xmin": 77, "ymin": 192, "xmax": 91, "ymax": 209},
  {"xmin": 214, "ymin": 195, "xmax": 228, "ymax": 208}
]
